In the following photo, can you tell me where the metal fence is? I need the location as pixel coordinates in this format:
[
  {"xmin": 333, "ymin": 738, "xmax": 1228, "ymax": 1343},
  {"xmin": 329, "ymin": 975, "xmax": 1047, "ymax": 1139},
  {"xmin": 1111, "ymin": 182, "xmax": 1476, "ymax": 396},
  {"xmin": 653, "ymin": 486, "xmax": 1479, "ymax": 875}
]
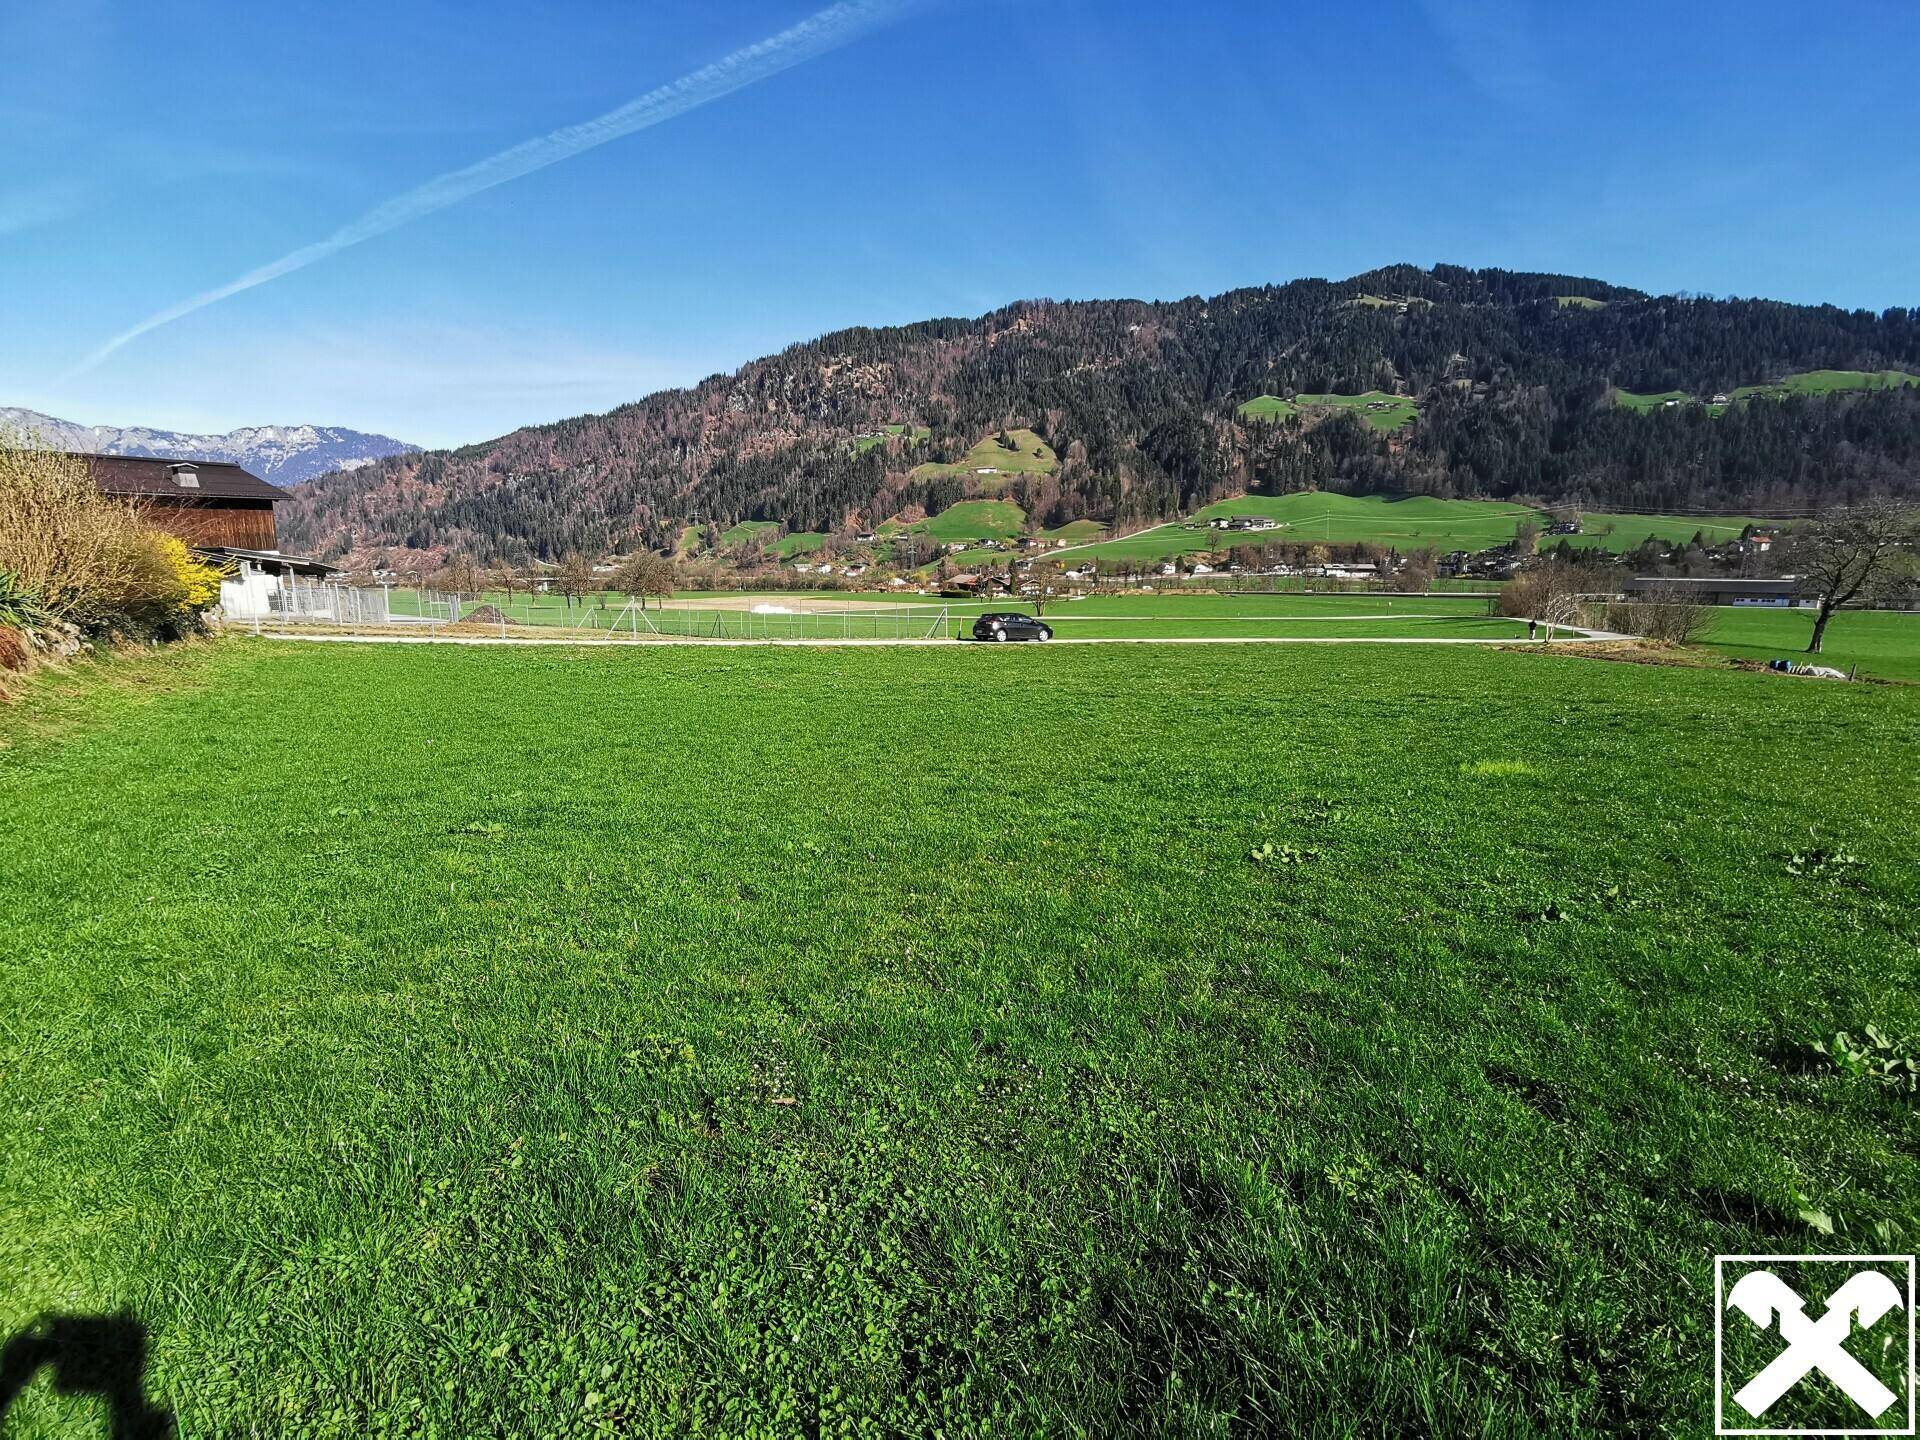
[
  {"xmin": 258, "ymin": 586, "xmax": 958, "ymax": 642},
  {"xmin": 604, "ymin": 601, "xmax": 954, "ymax": 642},
  {"xmin": 236, "ymin": 576, "xmax": 392, "ymax": 625}
]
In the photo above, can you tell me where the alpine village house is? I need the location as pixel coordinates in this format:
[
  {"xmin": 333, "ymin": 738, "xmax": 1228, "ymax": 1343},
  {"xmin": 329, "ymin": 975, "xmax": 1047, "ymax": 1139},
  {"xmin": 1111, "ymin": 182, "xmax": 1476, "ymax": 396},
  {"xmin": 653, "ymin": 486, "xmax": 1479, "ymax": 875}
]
[{"xmin": 87, "ymin": 454, "xmax": 335, "ymax": 619}]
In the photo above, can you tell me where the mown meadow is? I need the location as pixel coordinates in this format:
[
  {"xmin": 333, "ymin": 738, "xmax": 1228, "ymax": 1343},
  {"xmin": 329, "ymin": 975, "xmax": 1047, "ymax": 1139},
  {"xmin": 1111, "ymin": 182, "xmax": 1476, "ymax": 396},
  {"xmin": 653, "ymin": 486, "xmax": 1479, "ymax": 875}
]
[{"xmin": 3, "ymin": 640, "xmax": 1917, "ymax": 1436}]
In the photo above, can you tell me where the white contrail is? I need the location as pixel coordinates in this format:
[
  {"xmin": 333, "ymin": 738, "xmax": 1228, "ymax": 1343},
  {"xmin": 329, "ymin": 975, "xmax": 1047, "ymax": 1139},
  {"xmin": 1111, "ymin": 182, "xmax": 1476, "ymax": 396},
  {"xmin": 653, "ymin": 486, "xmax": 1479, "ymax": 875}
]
[{"xmin": 62, "ymin": 0, "xmax": 911, "ymax": 379}]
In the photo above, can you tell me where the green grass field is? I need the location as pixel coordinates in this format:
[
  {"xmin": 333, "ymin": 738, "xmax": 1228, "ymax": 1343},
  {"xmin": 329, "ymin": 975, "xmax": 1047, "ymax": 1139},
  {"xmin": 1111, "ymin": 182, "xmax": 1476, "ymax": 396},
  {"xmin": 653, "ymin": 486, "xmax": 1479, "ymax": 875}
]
[
  {"xmin": 716, "ymin": 519, "xmax": 780, "ymax": 549},
  {"xmin": 1553, "ymin": 295, "xmax": 1607, "ymax": 310},
  {"xmin": 1556, "ymin": 512, "xmax": 1778, "ymax": 553},
  {"xmin": 4, "ymin": 640, "xmax": 1917, "ymax": 1435},
  {"xmin": 1612, "ymin": 388, "xmax": 1693, "ymax": 413},
  {"xmin": 908, "ymin": 429, "xmax": 1058, "ymax": 484},
  {"xmin": 774, "ymin": 530, "xmax": 831, "ymax": 558},
  {"xmin": 1069, "ymin": 493, "xmax": 1542, "ymax": 562},
  {"xmin": 1237, "ymin": 392, "xmax": 1420, "ymax": 432},
  {"xmin": 907, "ymin": 498, "xmax": 1028, "ymax": 545},
  {"xmin": 852, "ymin": 424, "xmax": 931, "ymax": 456},
  {"xmin": 1618, "ymin": 369, "xmax": 1920, "ymax": 417},
  {"xmin": 1042, "ymin": 518, "xmax": 1105, "ymax": 543},
  {"xmin": 1730, "ymin": 368, "xmax": 1920, "ymax": 401},
  {"xmin": 1698, "ymin": 605, "xmax": 1920, "ymax": 682},
  {"xmin": 396, "ymin": 592, "xmax": 1536, "ymax": 643}
]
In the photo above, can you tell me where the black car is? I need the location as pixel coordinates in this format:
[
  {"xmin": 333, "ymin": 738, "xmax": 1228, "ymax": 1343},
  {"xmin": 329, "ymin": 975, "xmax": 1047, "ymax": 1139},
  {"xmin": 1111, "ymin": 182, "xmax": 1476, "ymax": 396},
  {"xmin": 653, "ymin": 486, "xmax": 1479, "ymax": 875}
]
[{"xmin": 972, "ymin": 612, "xmax": 1053, "ymax": 642}]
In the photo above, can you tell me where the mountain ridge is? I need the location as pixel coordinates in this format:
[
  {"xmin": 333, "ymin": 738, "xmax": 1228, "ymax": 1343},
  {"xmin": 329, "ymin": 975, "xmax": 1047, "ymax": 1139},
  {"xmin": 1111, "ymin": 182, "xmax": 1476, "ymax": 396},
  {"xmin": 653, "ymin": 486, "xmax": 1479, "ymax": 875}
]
[
  {"xmin": 2, "ymin": 407, "xmax": 419, "ymax": 486},
  {"xmin": 277, "ymin": 263, "xmax": 1920, "ymax": 564}
]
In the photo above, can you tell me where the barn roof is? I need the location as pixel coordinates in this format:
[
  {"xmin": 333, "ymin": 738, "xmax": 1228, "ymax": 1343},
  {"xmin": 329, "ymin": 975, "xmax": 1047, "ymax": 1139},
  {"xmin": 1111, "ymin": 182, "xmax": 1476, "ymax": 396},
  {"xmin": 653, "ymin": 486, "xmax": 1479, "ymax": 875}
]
[{"xmin": 84, "ymin": 453, "xmax": 286, "ymax": 503}]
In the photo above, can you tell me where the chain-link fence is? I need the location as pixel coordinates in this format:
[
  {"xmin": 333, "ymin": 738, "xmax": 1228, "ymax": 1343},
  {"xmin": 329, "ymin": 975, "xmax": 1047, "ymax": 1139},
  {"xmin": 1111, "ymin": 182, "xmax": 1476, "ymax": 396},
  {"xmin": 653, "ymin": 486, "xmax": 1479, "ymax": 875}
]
[
  {"xmin": 256, "ymin": 586, "xmax": 958, "ymax": 642},
  {"xmin": 601, "ymin": 601, "xmax": 954, "ymax": 641},
  {"xmin": 226, "ymin": 571, "xmax": 393, "ymax": 625}
]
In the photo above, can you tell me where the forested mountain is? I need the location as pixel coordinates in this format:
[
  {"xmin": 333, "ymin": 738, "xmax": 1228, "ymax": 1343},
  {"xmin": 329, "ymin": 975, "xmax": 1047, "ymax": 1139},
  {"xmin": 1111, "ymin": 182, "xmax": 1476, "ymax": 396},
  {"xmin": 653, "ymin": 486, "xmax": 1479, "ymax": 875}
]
[{"xmin": 280, "ymin": 264, "xmax": 1920, "ymax": 563}]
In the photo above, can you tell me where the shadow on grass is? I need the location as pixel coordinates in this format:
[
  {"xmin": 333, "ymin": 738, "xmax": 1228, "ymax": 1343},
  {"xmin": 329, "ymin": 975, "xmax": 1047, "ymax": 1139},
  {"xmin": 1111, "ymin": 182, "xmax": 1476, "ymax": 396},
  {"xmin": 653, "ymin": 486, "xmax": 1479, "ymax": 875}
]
[{"xmin": 0, "ymin": 1312, "xmax": 173, "ymax": 1438}]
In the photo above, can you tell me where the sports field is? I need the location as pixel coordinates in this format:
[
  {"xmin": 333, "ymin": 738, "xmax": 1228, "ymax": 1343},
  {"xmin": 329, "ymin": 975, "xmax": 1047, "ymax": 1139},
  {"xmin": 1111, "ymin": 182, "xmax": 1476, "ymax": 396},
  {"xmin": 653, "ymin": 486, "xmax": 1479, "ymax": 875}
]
[{"xmin": 3, "ymin": 640, "xmax": 1915, "ymax": 1435}]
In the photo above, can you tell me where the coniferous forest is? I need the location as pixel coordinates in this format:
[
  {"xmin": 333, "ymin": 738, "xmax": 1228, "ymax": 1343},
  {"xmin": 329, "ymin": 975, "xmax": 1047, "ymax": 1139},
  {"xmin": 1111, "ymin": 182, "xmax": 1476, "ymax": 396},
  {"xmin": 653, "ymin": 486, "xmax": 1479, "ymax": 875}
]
[{"xmin": 281, "ymin": 264, "xmax": 1920, "ymax": 563}]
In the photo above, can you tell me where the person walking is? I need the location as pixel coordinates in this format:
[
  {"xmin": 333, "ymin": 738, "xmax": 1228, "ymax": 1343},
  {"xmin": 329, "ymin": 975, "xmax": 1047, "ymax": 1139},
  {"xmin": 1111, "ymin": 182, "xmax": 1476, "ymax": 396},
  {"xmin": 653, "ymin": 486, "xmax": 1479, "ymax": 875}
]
[{"xmin": 1528, "ymin": 618, "xmax": 1539, "ymax": 641}]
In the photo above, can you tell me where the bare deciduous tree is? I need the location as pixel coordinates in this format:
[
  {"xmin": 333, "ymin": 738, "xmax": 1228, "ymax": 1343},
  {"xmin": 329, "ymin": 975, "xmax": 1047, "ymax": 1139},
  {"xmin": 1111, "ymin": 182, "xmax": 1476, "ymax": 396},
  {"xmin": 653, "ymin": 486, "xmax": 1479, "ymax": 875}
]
[
  {"xmin": 1028, "ymin": 558, "xmax": 1061, "ymax": 616},
  {"xmin": 1399, "ymin": 546, "xmax": 1437, "ymax": 594},
  {"xmin": 1636, "ymin": 581, "xmax": 1709, "ymax": 645},
  {"xmin": 556, "ymin": 552, "xmax": 595, "ymax": 610},
  {"xmin": 610, "ymin": 552, "xmax": 676, "ymax": 609},
  {"xmin": 434, "ymin": 554, "xmax": 483, "ymax": 599},
  {"xmin": 1783, "ymin": 502, "xmax": 1919, "ymax": 653}
]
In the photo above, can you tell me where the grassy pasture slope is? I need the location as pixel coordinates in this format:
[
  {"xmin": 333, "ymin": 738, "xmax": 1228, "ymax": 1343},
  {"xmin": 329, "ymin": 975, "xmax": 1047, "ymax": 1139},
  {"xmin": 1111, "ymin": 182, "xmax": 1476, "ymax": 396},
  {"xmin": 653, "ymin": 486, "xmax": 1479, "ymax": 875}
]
[
  {"xmin": 1618, "ymin": 369, "xmax": 1920, "ymax": 416},
  {"xmin": 2, "ymin": 642, "xmax": 1916, "ymax": 1435},
  {"xmin": 909, "ymin": 498, "xmax": 1028, "ymax": 544},
  {"xmin": 852, "ymin": 424, "xmax": 931, "ymax": 455},
  {"xmin": 1238, "ymin": 391, "xmax": 1420, "ymax": 432},
  {"xmin": 1612, "ymin": 388, "xmax": 1694, "ymax": 413},
  {"xmin": 717, "ymin": 519, "xmax": 780, "ymax": 548},
  {"xmin": 1072, "ymin": 493, "xmax": 1539, "ymax": 561},
  {"xmin": 1042, "ymin": 519, "xmax": 1105, "ymax": 542},
  {"xmin": 909, "ymin": 428, "xmax": 1058, "ymax": 483},
  {"xmin": 1732, "ymin": 368, "xmax": 1920, "ymax": 400},
  {"xmin": 1557, "ymin": 512, "xmax": 1776, "ymax": 552}
]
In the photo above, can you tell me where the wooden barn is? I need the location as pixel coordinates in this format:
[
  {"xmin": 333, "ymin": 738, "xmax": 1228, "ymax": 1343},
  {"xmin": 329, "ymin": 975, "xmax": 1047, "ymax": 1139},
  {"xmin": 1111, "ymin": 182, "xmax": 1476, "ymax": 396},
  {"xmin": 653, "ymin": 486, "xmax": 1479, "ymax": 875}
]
[{"xmin": 86, "ymin": 454, "xmax": 287, "ymax": 550}]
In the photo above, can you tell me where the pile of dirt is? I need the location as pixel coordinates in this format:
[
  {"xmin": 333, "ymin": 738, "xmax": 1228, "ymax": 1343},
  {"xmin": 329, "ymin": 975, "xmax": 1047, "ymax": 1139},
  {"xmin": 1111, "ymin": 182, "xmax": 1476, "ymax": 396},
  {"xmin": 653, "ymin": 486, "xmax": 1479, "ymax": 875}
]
[
  {"xmin": 464, "ymin": 604, "xmax": 513, "ymax": 625},
  {"xmin": 1503, "ymin": 640, "xmax": 1724, "ymax": 670}
]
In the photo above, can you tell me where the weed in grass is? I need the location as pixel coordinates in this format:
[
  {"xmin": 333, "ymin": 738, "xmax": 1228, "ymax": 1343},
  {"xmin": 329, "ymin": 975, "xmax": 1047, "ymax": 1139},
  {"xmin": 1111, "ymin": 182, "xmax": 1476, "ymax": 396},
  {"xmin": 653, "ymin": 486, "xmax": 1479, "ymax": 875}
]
[
  {"xmin": 1782, "ymin": 831, "xmax": 1864, "ymax": 880},
  {"xmin": 1249, "ymin": 839, "xmax": 1316, "ymax": 866},
  {"xmin": 1461, "ymin": 759, "xmax": 1539, "ymax": 777},
  {"xmin": 1809, "ymin": 1026, "xmax": 1920, "ymax": 1093}
]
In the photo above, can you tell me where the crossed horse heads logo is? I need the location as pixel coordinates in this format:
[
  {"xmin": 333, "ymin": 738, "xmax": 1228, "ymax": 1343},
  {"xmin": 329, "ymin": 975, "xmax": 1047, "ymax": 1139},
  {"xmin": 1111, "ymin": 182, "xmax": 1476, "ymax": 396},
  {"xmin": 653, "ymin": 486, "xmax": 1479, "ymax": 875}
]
[{"xmin": 1727, "ymin": 1268, "xmax": 1907, "ymax": 1420}]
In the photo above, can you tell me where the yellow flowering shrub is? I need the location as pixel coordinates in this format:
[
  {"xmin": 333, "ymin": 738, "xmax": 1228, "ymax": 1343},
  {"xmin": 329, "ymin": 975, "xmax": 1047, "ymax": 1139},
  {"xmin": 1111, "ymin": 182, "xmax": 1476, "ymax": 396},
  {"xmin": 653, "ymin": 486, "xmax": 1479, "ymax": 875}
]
[{"xmin": 152, "ymin": 533, "xmax": 223, "ymax": 612}]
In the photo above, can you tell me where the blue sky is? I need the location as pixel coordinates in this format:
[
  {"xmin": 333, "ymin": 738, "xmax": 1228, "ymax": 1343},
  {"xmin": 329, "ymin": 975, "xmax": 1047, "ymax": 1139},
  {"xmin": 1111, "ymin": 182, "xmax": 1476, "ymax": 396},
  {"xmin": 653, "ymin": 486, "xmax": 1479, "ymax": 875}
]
[{"xmin": 5, "ymin": 0, "xmax": 1915, "ymax": 448}]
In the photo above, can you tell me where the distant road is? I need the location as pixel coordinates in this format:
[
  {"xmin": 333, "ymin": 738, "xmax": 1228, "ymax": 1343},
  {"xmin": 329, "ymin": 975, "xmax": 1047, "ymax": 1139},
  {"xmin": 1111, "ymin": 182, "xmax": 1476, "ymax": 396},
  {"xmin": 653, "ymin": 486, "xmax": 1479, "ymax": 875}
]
[{"xmin": 257, "ymin": 629, "xmax": 1625, "ymax": 649}]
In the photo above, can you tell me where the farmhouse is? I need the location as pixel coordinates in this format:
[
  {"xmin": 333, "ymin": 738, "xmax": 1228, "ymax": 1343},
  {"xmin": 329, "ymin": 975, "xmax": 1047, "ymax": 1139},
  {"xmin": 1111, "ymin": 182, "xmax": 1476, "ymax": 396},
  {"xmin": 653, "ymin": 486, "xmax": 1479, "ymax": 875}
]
[
  {"xmin": 86, "ymin": 453, "xmax": 341, "ymax": 620},
  {"xmin": 1622, "ymin": 576, "xmax": 1812, "ymax": 607},
  {"xmin": 88, "ymin": 454, "xmax": 286, "ymax": 549}
]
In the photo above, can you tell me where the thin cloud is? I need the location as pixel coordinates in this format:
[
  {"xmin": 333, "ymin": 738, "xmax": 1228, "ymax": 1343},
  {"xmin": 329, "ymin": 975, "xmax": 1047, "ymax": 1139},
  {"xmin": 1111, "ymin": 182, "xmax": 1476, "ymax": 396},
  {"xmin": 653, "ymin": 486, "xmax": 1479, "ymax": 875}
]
[
  {"xmin": 0, "ymin": 181, "xmax": 89, "ymax": 239},
  {"xmin": 63, "ymin": 0, "xmax": 914, "ymax": 380}
]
